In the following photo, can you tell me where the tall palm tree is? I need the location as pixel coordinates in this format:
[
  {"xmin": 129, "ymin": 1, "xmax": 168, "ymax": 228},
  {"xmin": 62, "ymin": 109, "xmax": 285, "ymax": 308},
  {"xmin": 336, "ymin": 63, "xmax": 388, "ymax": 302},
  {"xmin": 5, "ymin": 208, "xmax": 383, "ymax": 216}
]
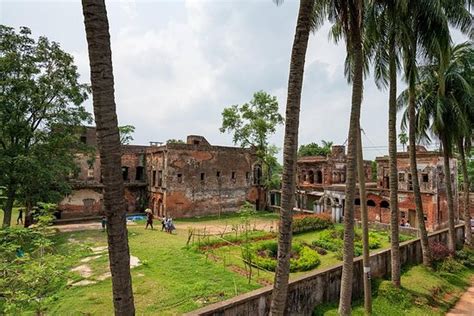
[
  {"xmin": 319, "ymin": 0, "xmax": 366, "ymax": 314},
  {"xmin": 356, "ymin": 126, "xmax": 371, "ymax": 313},
  {"xmin": 81, "ymin": 0, "xmax": 135, "ymax": 314},
  {"xmin": 403, "ymin": 42, "xmax": 473, "ymax": 251},
  {"xmin": 458, "ymin": 137, "xmax": 473, "ymax": 246},
  {"xmin": 270, "ymin": 0, "xmax": 315, "ymax": 314},
  {"xmin": 365, "ymin": 0, "xmax": 405, "ymax": 287}
]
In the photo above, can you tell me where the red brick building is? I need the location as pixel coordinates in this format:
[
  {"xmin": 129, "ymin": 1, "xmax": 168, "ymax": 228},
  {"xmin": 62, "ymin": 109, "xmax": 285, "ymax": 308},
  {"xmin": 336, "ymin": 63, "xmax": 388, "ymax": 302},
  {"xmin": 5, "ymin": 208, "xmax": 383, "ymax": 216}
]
[
  {"xmin": 147, "ymin": 135, "xmax": 263, "ymax": 218},
  {"xmin": 59, "ymin": 128, "xmax": 262, "ymax": 219},
  {"xmin": 269, "ymin": 145, "xmax": 458, "ymax": 232}
]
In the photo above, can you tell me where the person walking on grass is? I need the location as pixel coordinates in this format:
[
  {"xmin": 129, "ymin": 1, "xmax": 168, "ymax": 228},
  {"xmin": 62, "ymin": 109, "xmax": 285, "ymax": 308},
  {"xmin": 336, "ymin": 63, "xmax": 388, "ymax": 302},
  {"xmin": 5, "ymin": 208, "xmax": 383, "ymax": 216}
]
[
  {"xmin": 161, "ymin": 216, "xmax": 166, "ymax": 231},
  {"xmin": 17, "ymin": 209, "xmax": 23, "ymax": 225},
  {"xmin": 101, "ymin": 215, "xmax": 107, "ymax": 232},
  {"xmin": 145, "ymin": 211, "xmax": 154, "ymax": 230}
]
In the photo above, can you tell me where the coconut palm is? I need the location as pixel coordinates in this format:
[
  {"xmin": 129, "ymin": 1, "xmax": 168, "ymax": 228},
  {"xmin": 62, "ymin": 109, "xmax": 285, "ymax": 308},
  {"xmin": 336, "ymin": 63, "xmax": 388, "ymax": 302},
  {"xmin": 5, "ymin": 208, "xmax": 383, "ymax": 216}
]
[
  {"xmin": 365, "ymin": 0, "xmax": 407, "ymax": 287},
  {"xmin": 319, "ymin": 1, "xmax": 366, "ymax": 314},
  {"xmin": 401, "ymin": 42, "xmax": 473, "ymax": 251},
  {"xmin": 81, "ymin": 0, "xmax": 135, "ymax": 314},
  {"xmin": 270, "ymin": 0, "xmax": 316, "ymax": 314},
  {"xmin": 399, "ymin": 132, "xmax": 408, "ymax": 151}
]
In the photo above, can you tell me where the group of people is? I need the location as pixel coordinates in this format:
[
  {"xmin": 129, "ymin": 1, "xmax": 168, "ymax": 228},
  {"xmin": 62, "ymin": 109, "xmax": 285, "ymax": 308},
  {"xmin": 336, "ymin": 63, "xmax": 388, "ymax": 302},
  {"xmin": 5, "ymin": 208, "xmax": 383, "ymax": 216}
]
[
  {"xmin": 145, "ymin": 210, "xmax": 175, "ymax": 233},
  {"xmin": 400, "ymin": 219, "xmax": 411, "ymax": 227}
]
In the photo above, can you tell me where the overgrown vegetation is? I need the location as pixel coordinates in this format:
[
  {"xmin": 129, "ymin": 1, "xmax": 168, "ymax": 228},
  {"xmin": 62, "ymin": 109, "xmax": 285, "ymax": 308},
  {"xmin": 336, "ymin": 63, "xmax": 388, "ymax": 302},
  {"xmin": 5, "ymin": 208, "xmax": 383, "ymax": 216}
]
[
  {"xmin": 291, "ymin": 213, "xmax": 333, "ymax": 234},
  {"xmin": 314, "ymin": 261, "xmax": 474, "ymax": 316},
  {"xmin": 248, "ymin": 241, "xmax": 321, "ymax": 272}
]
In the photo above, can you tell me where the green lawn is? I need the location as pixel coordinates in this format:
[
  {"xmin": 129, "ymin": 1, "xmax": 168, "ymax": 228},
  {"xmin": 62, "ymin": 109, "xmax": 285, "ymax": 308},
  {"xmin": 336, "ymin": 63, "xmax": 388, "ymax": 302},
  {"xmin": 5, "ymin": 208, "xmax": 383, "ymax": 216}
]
[
  {"xmin": 44, "ymin": 214, "xmax": 415, "ymax": 315},
  {"xmin": 314, "ymin": 264, "xmax": 474, "ymax": 315}
]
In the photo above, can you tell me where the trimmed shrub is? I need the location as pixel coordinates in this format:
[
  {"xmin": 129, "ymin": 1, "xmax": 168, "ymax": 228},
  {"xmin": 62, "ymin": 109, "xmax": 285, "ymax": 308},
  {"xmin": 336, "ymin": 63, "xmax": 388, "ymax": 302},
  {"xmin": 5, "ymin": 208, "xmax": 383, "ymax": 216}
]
[
  {"xmin": 291, "ymin": 213, "xmax": 333, "ymax": 234},
  {"xmin": 429, "ymin": 241, "xmax": 453, "ymax": 262},
  {"xmin": 248, "ymin": 241, "xmax": 320, "ymax": 272}
]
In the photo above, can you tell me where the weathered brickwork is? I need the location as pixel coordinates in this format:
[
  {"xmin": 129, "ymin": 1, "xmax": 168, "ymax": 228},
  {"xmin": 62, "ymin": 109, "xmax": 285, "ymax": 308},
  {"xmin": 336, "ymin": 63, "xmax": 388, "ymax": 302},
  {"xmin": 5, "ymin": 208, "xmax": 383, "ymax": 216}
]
[
  {"xmin": 147, "ymin": 135, "xmax": 261, "ymax": 218},
  {"xmin": 59, "ymin": 128, "xmax": 260, "ymax": 219},
  {"xmin": 272, "ymin": 146, "xmax": 458, "ymax": 232}
]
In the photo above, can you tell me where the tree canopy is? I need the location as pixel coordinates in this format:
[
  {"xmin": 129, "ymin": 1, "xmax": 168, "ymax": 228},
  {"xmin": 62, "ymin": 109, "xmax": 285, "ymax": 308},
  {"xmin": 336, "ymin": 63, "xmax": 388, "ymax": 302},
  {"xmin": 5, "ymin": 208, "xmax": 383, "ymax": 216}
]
[
  {"xmin": 0, "ymin": 25, "xmax": 91, "ymax": 226},
  {"xmin": 298, "ymin": 141, "xmax": 333, "ymax": 157},
  {"xmin": 220, "ymin": 90, "xmax": 284, "ymax": 188}
]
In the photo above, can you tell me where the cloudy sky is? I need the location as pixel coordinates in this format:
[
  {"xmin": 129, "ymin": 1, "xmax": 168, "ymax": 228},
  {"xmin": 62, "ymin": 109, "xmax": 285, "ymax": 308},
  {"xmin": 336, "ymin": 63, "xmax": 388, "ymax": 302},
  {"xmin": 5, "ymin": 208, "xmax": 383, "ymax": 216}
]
[{"xmin": 1, "ymin": 0, "xmax": 469, "ymax": 160}]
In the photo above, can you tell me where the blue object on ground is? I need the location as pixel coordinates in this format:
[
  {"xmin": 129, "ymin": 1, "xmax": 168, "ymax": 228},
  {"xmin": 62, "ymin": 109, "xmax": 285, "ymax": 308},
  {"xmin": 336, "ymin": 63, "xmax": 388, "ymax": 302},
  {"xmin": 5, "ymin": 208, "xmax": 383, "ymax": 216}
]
[{"xmin": 127, "ymin": 215, "xmax": 146, "ymax": 221}]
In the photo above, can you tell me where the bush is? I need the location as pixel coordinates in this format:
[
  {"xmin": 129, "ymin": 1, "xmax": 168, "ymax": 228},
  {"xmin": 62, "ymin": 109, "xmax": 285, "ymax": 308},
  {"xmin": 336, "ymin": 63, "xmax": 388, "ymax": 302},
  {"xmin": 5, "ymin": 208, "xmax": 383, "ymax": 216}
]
[
  {"xmin": 437, "ymin": 257, "xmax": 465, "ymax": 273},
  {"xmin": 455, "ymin": 248, "xmax": 474, "ymax": 268},
  {"xmin": 248, "ymin": 241, "xmax": 320, "ymax": 272},
  {"xmin": 429, "ymin": 241, "xmax": 453, "ymax": 262},
  {"xmin": 291, "ymin": 213, "xmax": 333, "ymax": 234}
]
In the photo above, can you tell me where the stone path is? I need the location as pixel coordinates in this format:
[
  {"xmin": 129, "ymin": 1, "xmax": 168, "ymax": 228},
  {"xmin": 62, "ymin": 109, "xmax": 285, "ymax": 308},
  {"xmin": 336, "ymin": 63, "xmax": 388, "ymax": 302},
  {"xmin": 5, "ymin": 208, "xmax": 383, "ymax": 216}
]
[
  {"xmin": 446, "ymin": 278, "xmax": 474, "ymax": 316},
  {"xmin": 69, "ymin": 245, "xmax": 141, "ymax": 287}
]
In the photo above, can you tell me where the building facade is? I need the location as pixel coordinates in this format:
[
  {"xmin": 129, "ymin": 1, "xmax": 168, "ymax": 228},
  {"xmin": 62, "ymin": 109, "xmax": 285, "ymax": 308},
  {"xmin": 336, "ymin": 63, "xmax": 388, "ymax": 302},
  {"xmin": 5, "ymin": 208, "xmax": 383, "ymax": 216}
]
[
  {"xmin": 59, "ymin": 129, "xmax": 262, "ymax": 219},
  {"xmin": 269, "ymin": 145, "xmax": 458, "ymax": 232}
]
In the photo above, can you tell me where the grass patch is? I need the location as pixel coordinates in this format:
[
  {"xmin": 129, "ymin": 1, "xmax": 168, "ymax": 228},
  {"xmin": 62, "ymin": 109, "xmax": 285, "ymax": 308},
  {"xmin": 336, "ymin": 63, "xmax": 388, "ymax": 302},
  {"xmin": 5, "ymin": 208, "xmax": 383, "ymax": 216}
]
[{"xmin": 314, "ymin": 264, "xmax": 474, "ymax": 316}]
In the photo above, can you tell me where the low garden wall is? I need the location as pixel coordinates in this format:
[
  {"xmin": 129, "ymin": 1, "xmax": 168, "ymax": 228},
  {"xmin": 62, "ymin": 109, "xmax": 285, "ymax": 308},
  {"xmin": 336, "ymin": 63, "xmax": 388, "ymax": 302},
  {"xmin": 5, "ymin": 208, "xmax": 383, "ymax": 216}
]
[
  {"xmin": 186, "ymin": 224, "xmax": 465, "ymax": 316},
  {"xmin": 355, "ymin": 221, "xmax": 420, "ymax": 237}
]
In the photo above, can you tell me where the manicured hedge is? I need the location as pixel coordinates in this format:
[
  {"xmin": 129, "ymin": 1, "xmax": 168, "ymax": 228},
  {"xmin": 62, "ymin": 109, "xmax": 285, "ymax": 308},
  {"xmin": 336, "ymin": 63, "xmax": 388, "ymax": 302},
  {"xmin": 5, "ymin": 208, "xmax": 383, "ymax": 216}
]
[
  {"xmin": 291, "ymin": 213, "xmax": 333, "ymax": 234},
  {"xmin": 248, "ymin": 241, "xmax": 320, "ymax": 272}
]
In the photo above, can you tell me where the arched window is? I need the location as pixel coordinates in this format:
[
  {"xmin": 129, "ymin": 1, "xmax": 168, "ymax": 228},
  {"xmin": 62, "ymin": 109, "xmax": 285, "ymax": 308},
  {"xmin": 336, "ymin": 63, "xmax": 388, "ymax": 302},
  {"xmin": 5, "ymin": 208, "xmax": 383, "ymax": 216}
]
[
  {"xmin": 380, "ymin": 200, "xmax": 390, "ymax": 208},
  {"xmin": 367, "ymin": 200, "xmax": 376, "ymax": 207},
  {"xmin": 316, "ymin": 170, "xmax": 323, "ymax": 184},
  {"xmin": 308, "ymin": 170, "xmax": 314, "ymax": 184}
]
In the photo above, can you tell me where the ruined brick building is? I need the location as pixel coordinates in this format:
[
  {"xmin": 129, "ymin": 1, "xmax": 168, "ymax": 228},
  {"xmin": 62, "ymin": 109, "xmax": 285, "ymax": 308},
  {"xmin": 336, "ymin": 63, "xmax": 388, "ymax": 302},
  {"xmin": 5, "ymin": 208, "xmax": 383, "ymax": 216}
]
[
  {"xmin": 59, "ymin": 128, "xmax": 262, "ymax": 219},
  {"xmin": 269, "ymin": 145, "xmax": 458, "ymax": 232}
]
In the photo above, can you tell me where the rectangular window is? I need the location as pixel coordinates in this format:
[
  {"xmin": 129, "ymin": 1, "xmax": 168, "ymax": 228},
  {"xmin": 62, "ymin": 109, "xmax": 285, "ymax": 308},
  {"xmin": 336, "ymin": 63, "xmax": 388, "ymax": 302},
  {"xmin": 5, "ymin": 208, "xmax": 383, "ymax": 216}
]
[
  {"xmin": 122, "ymin": 167, "xmax": 129, "ymax": 181},
  {"xmin": 398, "ymin": 173, "xmax": 405, "ymax": 182},
  {"xmin": 177, "ymin": 173, "xmax": 182, "ymax": 183},
  {"xmin": 422, "ymin": 173, "xmax": 429, "ymax": 183},
  {"xmin": 158, "ymin": 170, "xmax": 163, "ymax": 187},
  {"xmin": 216, "ymin": 171, "xmax": 220, "ymax": 178},
  {"xmin": 87, "ymin": 168, "xmax": 94, "ymax": 179},
  {"xmin": 80, "ymin": 136, "xmax": 87, "ymax": 144},
  {"xmin": 135, "ymin": 166, "xmax": 144, "ymax": 181},
  {"xmin": 200, "ymin": 173, "xmax": 205, "ymax": 182},
  {"xmin": 152, "ymin": 170, "xmax": 156, "ymax": 186},
  {"xmin": 231, "ymin": 171, "xmax": 236, "ymax": 180}
]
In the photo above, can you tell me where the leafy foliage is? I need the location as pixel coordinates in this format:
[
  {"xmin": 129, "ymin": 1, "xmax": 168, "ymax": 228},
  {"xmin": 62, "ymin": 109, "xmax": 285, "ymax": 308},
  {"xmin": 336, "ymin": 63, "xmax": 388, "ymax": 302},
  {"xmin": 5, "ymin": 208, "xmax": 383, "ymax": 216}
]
[
  {"xmin": 429, "ymin": 241, "xmax": 453, "ymax": 262},
  {"xmin": 0, "ymin": 25, "xmax": 91, "ymax": 225},
  {"xmin": 291, "ymin": 213, "xmax": 333, "ymax": 234},
  {"xmin": 248, "ymin": 241, "xmax": 320, "ymax": 272},
  {"xmin": 0, "ymin": 226, "xmax": 69, "ymax": 314},
  {"xmin": 118, "ymin": 125, "xmax": 135, "ymax": 145},
  {"xmin": 220, "ymin": 91, "xmax": 284, "ymax": 189},
  {"xmin": 166, "ymin": 139, "xmax": 185, "ymax": 144},
  {"xmin": 298, "ymin": 141, "xmax": 333, "ymax": 157}
]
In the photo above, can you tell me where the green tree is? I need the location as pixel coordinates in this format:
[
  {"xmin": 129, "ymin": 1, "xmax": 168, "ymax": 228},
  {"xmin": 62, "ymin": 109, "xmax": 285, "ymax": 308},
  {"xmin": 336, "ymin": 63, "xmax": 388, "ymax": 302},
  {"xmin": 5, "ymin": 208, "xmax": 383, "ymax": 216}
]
[
  {"xmin": 220, "ymin": 90, "xmax": 284, "ymax": 190},
  {"xmin": 0, "ymin": 25, "xmax": 90, "ymax": 227},
  {"xmin": 365, "ymin": 0, "xmax": 409, "ymax": 288},
  {"xmin": 82, "ymin": 0, "xmax": 135, "ymax": 314},
  {"xmin": 269, "ymin": 1, "xmax": 315, "ymax": 314},
  {"xmin": 325, "ymin": 1, "xmax": 366, "ymax": 313},
  {"xmin": 398, "ymin": 132, "xmax": 408, "ymax": 151},
  {"xmin": 166, "ymin": 139, "xmax": 185, "ymax": 144},
  {"xmin": 119, "ymin": 125, "xmax": 135, "ymax": 145},
  {"xmin": 298, "ymin": 140, "xmax": 333, "ymax": 157},
  {"xmin": 400, "ymin": 42, "xmax": 473, "ymax": 251}
]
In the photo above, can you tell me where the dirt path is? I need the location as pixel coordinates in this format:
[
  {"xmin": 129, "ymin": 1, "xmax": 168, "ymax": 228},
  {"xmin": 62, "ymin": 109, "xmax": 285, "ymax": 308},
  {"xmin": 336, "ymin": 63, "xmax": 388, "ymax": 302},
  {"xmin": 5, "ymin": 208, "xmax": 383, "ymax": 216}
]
[
  {"xmin": 446, "ymin": 277, "xmax": 474, "ymax": 316},
  {"xmin": 55, "ymin": 218, "xmax": 277, "ymax": 234}
]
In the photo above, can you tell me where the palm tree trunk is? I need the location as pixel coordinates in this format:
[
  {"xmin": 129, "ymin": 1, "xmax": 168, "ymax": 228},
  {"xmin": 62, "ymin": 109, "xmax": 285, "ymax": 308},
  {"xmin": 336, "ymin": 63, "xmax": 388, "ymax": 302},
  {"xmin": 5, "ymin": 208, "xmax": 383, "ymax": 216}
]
[
  {"xmin": 441, "ymin": 134, "xmax": 456, "ymax": 251},
  {"xmin": 81, "ymin": 1, "xmax": 135, "ymax": 314},
  {"xmin": 339, "ymin": 2, "xmax": 364, "ymax": 314},
  {"xmin": 458, "ymin": 139, "xmax": 472, "ymax": 246},
  {"xmin": 357, "ymin": 126, "xmax": 372, "ymax": 314},
  {"xmin": 270, "ymin": 0, "xmax": 314, "ymax": 314},
  {"xmin": 388, "ymin": 38, "xmax": 400, "ymax": 287},
  {"xmin": 408, "ymin": 83, "xmax": 431, "ymax": 266},
  {"xmin": 2, "ymin": 186, "xmax": 15, "ymax": 227}
]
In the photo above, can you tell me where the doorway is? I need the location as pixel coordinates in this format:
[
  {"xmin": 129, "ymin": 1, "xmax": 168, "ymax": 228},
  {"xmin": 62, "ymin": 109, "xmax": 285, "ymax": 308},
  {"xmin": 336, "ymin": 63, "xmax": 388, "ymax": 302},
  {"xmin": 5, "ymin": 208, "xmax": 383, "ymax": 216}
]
[{"xmin": 408, "ymin": 209, "xmax": 416, "ymax": 227}]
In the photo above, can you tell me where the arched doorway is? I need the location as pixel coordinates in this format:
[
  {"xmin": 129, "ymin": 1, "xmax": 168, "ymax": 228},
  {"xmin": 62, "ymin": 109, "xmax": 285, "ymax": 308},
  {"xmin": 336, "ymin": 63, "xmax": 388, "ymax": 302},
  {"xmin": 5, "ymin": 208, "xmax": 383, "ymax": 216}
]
[{"xmin": 157, "ymin": 199, "xmax": 163, "ymax": 217}]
